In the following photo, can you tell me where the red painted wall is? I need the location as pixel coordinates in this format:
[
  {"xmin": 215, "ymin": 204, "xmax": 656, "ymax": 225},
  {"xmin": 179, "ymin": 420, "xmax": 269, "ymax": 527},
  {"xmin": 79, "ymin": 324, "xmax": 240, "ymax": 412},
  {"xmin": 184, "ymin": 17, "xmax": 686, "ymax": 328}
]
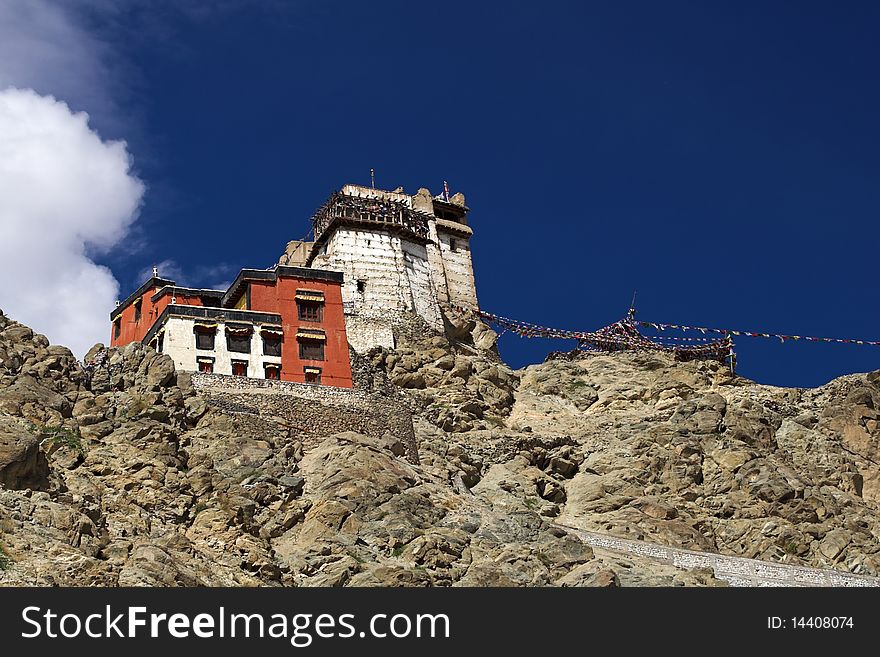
[
  {"xmin": 110, "ymin": 288, "xmax": 204, "ymax": 348},
  {"xmin": 246, "ymin": 276, "xmax": 352, "ymax": 387}
]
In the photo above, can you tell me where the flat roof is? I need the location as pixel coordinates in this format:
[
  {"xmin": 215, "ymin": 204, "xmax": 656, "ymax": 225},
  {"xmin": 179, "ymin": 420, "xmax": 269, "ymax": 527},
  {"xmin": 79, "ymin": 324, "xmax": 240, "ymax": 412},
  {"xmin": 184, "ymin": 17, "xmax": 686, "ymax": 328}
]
[
  {"xmin": 222, "ymin": 266, "xmax": 344, "ymax": 308},
  {"xmin": 110, "ymin": 276, "xmax": 176, "ymax": 321},
  {"xmin": 150, "ymin": 285, "xmax": 225, "ymax": 303},
  {"xmin": 113, "ymin": 265, "xmax": 342, "ymax": 322}
]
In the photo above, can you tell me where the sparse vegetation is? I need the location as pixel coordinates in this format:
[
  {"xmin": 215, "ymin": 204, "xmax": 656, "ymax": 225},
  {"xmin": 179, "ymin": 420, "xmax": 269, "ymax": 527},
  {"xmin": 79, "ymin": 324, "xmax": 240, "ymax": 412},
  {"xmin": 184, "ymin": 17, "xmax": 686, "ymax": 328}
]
[
  {"xmin": 40, "ymin": 425, "xmax": 84, "ymax": 454},
  {"xmin": 0, "ymin": 543, "xmax": 13, "ymax": 571}
]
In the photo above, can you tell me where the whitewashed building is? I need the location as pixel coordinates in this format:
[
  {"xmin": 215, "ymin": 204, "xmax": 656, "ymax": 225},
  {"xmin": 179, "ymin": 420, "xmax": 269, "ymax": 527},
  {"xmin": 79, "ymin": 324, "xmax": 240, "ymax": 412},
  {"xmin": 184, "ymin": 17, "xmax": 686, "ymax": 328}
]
[{"xmin": 280, "ymin": 183, "xmax": 479, "ymax": 352}]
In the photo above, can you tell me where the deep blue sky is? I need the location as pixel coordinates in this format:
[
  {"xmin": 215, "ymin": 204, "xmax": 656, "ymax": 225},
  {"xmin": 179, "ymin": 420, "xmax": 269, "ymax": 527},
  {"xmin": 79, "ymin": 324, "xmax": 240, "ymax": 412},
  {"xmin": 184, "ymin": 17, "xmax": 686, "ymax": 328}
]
[{"xmin": 93, "ymin": 1, "xmax": 879, "ymax": 387}]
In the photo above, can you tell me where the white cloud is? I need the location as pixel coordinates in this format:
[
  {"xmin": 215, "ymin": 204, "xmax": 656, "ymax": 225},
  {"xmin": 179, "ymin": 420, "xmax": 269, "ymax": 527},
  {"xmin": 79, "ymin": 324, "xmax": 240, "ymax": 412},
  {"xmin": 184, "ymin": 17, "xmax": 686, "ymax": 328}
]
[
  {"xmin": 0, "ymin": 1, "xmax": 275, "ymax": 355},
  {"xmin": 0, "ymin": 1, "xmax": 120, "ymax": 124},
  {"xmin": 0, "ymin": 88, "xmax": 144, "ymax": 356}
]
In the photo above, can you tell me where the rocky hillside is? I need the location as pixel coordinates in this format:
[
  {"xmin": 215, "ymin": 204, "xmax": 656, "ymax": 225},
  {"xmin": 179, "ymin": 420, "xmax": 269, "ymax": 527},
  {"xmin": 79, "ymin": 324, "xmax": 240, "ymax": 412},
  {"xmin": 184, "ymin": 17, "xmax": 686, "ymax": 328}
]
[{"xmin": 1, "ymin": 307, "xmax": 879, "ymax": 586}]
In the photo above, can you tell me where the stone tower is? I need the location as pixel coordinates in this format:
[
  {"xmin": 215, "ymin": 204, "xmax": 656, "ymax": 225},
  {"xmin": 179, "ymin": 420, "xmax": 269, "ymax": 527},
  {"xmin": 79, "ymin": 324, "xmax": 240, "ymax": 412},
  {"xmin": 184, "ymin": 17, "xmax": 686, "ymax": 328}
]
[{"xmin": 280, "ymin": 183, "xmax": 478, "ymax": 352}]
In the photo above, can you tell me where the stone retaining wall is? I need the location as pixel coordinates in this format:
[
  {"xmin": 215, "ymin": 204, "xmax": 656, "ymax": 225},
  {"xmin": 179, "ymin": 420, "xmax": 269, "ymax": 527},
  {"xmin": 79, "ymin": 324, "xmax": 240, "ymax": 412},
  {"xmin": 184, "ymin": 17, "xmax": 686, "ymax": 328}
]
[
  {"xmin": 191, "ymin": 373, "xmax": 419, "ymax": 463},
  {"xmin": 556, "ymin": 524, "xmax": 880, "ymax": 587}
]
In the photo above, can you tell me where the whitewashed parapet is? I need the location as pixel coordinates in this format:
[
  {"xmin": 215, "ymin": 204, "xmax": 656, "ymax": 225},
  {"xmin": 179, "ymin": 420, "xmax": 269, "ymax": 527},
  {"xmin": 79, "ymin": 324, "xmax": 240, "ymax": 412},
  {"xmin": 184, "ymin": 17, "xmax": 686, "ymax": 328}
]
[{"xmin": 555, "ymin": 524, "xmax": 880, "ymax": 587}]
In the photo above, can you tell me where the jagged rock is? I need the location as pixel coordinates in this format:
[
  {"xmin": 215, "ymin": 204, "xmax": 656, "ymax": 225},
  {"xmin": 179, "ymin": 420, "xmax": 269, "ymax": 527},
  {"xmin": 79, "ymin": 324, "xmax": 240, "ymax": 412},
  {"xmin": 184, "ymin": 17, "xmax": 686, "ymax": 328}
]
[
  {"xmin": 1, "ymin": 307, "xmax": 879, "ymax": 586},
  {"xmin": 0, "ymin": 417, "xmax": 49, "ymax": 489}
]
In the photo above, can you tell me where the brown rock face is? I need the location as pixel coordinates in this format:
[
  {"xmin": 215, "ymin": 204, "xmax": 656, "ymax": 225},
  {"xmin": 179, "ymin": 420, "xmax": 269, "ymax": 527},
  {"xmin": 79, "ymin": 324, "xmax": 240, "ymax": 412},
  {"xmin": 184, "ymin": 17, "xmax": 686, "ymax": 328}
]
[
  {"xmin": 0, "ymin": 417, "xmax": 48, "ymax": 489},
  {"xmin": 2, "ymin": 305, "xmax": 879, "ymax": 586}
]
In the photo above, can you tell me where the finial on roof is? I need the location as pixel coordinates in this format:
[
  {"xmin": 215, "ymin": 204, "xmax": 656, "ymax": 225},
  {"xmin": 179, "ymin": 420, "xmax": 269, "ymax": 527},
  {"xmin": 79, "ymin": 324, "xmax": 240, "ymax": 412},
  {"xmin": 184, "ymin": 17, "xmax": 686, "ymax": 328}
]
[
  {"xmin": 115, "ymin": 300, "xmax": 120, "ymax": 308},
  {"xmin": 152, "ymin": 265, "xmax": 159, "ymax": 278}
]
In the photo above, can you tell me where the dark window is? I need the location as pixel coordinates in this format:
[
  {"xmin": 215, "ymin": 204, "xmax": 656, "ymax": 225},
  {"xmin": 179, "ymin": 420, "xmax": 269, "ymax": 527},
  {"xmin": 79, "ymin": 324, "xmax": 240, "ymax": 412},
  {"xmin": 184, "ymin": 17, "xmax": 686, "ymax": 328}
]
[
  {"xmin": 297, "ymin": 301, "xmax": 323, "ymax": 322},
  {"xmin": 449, "ymin": 238, "xmax": 457, "ymax": 252},
  {"xmin": 263, "ymin": 335, "xmax": 282, "ymax": 356},
  {"xmin": 298, "ymin": 339, "xmax": 324, "ymax": 361},
  {"xmin": 304, "ymin": 368, "xmax": 321, "ymax": 384},
  {"xmin": 226, "ymin": 329, "xmax": 251, "ymax": 353},
  {"xmin": 156, "ymin": 333, "xmax": 164, "ymax": 353},
  {"xmin": 198, "ymin": 359, "xmax": 214, "ymax": 374},
  {"xmin": 195, "ymin": 329, "xmax": 215, "ymax": 350},
  {"xmin": 113, "ymin": 318, "xmax": 121, "ymax": 339},
  {"xmin": 356, "ymin": 279, "xmax": 366, "ymax": 294},
  {"xmin": 264, "ymin": 364, "xmax": 281, "ymax": 380},
  {"xmin": 134, "ymin": 299, "xmax": 142, "ymax": 322},
  {"xmin": 231, "ymin": 360, "xmax": 248, "ymax": 376}
]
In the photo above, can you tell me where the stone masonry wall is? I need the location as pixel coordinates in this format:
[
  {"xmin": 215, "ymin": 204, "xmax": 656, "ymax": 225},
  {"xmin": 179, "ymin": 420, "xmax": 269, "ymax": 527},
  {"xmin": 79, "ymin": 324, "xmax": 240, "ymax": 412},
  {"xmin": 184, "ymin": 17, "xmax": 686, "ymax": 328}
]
[
  {"xmin": 558, "ymin": 524, "xmax": 880, "ymax": 587},
  {"xmin": 434, "ymin": 229, "xmax": 478, "ymax": 308},
  {"xmin": 344, "ymin": 313, "xmax": 397, "ymax": 352},
  {"xmin": 312, "ymin": 228, "xmax": 442, "ymax": 327},
  {"xmin": 311, "ymin": 226, "xmax": 444, "ymax": 351},
  {"xmin": 191, "ymin": 372, "xmax": 419, "ymax": 463}
]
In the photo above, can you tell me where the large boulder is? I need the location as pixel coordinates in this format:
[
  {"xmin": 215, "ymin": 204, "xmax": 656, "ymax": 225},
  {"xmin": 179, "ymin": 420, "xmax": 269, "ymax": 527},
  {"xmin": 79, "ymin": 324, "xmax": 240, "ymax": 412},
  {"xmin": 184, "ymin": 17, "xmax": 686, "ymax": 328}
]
[{"xmin": 0, "ymin": 417, "xmax": 49, "ymax": 489}]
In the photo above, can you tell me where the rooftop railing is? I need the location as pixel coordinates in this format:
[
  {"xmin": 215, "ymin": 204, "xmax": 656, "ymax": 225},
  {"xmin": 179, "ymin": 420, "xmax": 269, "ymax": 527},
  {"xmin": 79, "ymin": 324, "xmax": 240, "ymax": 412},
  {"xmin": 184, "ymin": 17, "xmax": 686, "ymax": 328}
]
[{"xmin": 312, "ymin": 192, "xmax": 430, "ymax": 243}]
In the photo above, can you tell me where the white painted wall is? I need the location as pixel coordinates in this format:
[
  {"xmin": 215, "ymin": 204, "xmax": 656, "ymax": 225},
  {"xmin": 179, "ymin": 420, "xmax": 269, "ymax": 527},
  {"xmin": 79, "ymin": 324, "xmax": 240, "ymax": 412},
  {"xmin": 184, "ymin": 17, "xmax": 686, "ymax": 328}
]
[
  {"xmin": 343, "ymin": 314, "xmax": 396, "ymax": 352},
  {"xmin": 306, "ymin": 187, "xmax": 479, "ymax": 353},
  {"xmin": 435, "ymin": 229, "xmax": 478, "ymax": 308},
  {"xmin": 311, "ymin": 227, "xmax": 443, "ymax": 331},
  {"xmin": 160, "ymin": 316, "xmax": 282, "ymax": 378}
]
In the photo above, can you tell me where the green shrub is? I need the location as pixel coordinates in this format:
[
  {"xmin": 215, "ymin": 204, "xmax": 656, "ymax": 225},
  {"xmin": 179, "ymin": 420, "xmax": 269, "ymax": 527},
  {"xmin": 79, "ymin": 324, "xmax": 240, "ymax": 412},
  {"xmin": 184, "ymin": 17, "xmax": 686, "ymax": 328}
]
[
  {"xmin": 0, "ymin": 543, "xmax": 13, "ymax": 571},
  {"xmin": 41, "ymin": 426, "xmax": 83, "ymax": 455}
]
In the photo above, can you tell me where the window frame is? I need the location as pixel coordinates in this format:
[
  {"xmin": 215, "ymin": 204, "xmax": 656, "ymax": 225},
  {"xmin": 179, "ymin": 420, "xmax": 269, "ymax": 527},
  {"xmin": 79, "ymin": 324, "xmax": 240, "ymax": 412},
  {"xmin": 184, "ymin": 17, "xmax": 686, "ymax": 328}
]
[
  {"xmin": 262, "ymin": 334, "xmax": 282, "ymax": 356},
  {"xmin": 226, "ymin": 327, "xmax": 252, "ymax": 354},
  {"xmin": 264, "ymin": 363, "xmax": 281, "ymax": 380},
  {"xmin": 297, "ymin": 301, "xmax": 323, "ymax": 322},
  {"xmin": 298, "ymin": 338, "xmax": 325, "ymax": 361},
  {"xmin": 231, "ymin": 359, "xmax": 249, "ymax": 377},
  {"xmin": 195, "ymin": 329, "xmax": 216, "ymax": 351},
  {"xmin": 303, "ymin": 367, "xmax": 322, "ymax": 385}
]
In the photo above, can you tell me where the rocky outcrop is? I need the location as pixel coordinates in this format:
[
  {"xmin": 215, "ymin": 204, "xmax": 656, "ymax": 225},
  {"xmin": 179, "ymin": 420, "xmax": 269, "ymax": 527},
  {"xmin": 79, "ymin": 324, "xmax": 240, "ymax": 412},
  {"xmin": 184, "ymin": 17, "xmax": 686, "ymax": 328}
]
[
  {"xmin": 1, "ymin": 305, "xmax": 879, "ymax": 585},
  {"xmin": 365, "ymin": 325, "xmax": 518, "ymax": 434},
  {"xmin": 493, "ymin": 352, "xmax": 880, "ymax": 575}
]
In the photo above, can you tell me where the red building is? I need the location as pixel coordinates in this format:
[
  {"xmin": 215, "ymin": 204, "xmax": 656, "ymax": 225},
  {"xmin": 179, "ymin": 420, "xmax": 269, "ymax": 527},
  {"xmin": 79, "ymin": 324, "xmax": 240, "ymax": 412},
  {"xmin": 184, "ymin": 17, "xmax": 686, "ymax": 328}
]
[{"xmin": 110, "ymin": 266, "xmax": 353, "ymax": 388}]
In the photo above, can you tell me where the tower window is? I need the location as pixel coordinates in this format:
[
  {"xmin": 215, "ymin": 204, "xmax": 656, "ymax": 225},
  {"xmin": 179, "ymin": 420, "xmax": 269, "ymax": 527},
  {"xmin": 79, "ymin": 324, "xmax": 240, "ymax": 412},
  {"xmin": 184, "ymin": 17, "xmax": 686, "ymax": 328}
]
[
  {"xmin": 264, "ymin": 363, "xmax": 281, "ymax": 380},
  {"xmin": 298, "ymin": 339, "xmax": 324, "ymax": 361},
  {"xmin": 197, "ymin": 357, "xmax": 214, "ymax": 374},
  {"xmin": 304, "ymin": 367, "xmax": 321, "ymax": 384},
  {"xmin": 113, "ymin": 317, "xmax": 121, "ymax": 339},
  {"xmin": 449, "ymin": 238, "xmax": 457, "ymax": 252},
  {"xmin": 226, "ymin": 326, "xmax": 252, "ymax": 353},
  {"xmin": 133, "ymin": 298, "xmax": 142, "ymax": 322},
  {"xmin": 356, "ymin": 279, "xmax": 366, "ymax": 294},
  {"xmin": 194, "ymin": 326, "xmax": 216, "ymax": 350},
  {"xmin": 263, "ymin": 335, "xmax": 282, "ymax": 356},
  {"xmin": 231, "ymin": 360, "xmax": 248, "ymax": 376},
  {"xmin": 297, "ymin": 301, "xmax": 323, "ymax": 322}
]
